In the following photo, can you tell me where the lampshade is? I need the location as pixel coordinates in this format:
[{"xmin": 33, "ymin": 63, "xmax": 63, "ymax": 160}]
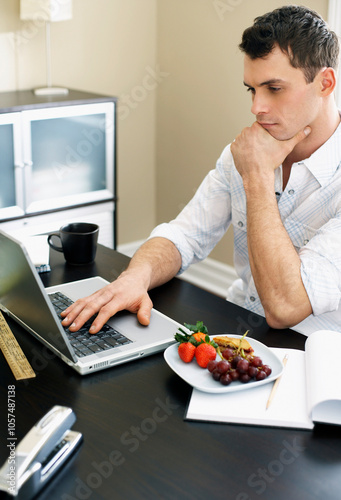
[{"xmin": 20, "ymin": 0, "xmax": 72, "ymax": 22}]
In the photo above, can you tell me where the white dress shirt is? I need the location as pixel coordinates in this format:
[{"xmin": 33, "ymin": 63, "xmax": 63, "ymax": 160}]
[{"xmin": 150, "ymin": 120, "xmax": 341, "ymax": 336}]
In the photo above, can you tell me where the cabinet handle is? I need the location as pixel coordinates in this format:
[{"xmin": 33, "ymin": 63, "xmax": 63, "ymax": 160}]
[{"xmin": 15, "ymin": 161, "xmax": 33, "ymax": 169}]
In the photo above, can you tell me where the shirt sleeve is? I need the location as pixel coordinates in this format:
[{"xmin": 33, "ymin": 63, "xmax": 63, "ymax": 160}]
[
  {"xmin": 149, "ymin": 145, "xmax": 233, "ymax": 273},
  {"xmin": 299, "ymin": 216, "xmax": 341, "ymax": 315}
]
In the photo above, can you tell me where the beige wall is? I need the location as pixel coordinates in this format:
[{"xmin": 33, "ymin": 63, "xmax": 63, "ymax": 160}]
[{"xmin": 0, "ymin": 0, "xmax": 329, "ymax": 266}]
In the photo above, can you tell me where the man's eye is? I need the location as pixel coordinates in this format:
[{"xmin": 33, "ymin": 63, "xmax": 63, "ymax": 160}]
[
  {"xmin": 246, "ymin": 87, "xmax": 255, "ymax": 94},
  {"xmin": 269, "ymin": 87, "xmax": 281, "ymax": 92}
]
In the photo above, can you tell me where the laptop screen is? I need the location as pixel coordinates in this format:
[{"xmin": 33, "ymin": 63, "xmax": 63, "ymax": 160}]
[{"xmin": 0, "ymin": 231, "xmax": 75, "ymax": 362}]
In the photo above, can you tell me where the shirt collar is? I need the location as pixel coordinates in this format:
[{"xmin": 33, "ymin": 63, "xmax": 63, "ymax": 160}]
[{"xmin": 300, "ymin": 114, "xmax": 341, "ymax": 187}]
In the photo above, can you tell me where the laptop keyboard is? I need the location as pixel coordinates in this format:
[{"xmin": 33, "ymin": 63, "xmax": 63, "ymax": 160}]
[{"xmin": 49, "ymin": 291, "xmax": 132, "ymax": 358}]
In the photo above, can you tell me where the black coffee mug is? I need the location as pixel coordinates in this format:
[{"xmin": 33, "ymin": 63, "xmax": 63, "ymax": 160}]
[{"xmin": 47, "ymin": 222, "xmax": 99, "ymax": 265}]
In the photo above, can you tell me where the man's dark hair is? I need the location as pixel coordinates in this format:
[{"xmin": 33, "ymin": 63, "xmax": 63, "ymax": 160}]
[{"xmin": 239, "ymin": 5, "xmax": 339, "ymax": 83}]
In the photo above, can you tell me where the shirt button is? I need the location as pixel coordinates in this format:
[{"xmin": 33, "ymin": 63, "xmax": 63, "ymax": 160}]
[
  {"xmin": 304, "ymin": 239, "xmax": 309, "ymax": 245},
  {"xmin": 238, "ymin": 221, "xmax": 244, "ymax": 227},
  {"xmin": 288, "ymin": 189, "xmax": 295, "ymax": 195},
  {"xmin": 250, "ymin": 296, "xmax": 256, "ymax": 302}
]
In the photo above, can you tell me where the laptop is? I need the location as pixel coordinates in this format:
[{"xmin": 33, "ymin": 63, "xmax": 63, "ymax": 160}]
[{"xmin": 0, "ymin": 230, "xmax": 180, "ymax": 375}]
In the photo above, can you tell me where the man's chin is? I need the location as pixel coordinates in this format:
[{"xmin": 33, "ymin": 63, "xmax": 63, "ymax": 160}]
[
  {"xmin": 260, "ymin": 123, "xmax": 282, "ymax": 138},
  {"xmin": 259, "ymin": 122, "xmax": 302, "ymax": 141},
  {"xmin": 264, "ymin": 128, "xmax": 294, "ymax": 142}
]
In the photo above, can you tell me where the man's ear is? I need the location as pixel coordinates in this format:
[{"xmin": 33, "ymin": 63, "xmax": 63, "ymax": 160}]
[{"xmin": 319, "ymin": 67, "xmax": 337, "ymax": 96}]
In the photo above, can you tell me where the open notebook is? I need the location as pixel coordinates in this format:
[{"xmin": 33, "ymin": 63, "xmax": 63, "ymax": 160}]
[{"xmin": 186, "ymin": 330, "xmax": 341, "ymax": 430}]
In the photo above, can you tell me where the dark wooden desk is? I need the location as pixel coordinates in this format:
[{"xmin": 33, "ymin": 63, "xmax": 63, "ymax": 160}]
[{"xmin": 1, "ymin": 245, "xmax": 340, "ymax": 500}]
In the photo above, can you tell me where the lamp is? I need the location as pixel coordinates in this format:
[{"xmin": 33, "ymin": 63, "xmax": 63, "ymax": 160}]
[{"xmin": 20, "ymin": 0, "xmax": 73, "ymax": 96}]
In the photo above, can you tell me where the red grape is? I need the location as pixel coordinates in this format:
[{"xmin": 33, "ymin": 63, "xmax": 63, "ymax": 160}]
[
  {"xmin": 256, "ymin": 370, "xmax": 267, "ymax": 381},
  {"xmin": 236, "ymin": 359, "xmax": 249, "ymax": 374},
  {"xmin": 207, "ymin": 360, "xmax": 218, "ymax": 373},
  {"xmin": 212, "ymin": 369, "xmax": 221, "ymax": 381},
  {"xmin": 216, "ymin": 360, "xmax": 231, "ymax": 374},
  {"xmin": 262, "ymin": 365, "xmax": 272, "ymax": 376},
  {"xmin": 248, "ymin": 366, "xmax": 258, "ymax": 378},
  {"xmin": 252, "ymin": 356, "xmax": 263, "ymax": 367},
  {"xmin": 229, "ymin": 369, "xmax": 240, "ymax": 381},
  {"xmin": 220, "ymin": 373, "xmax": 232, "ymax": 386},
  {"xmin": 231, "ymin": 355, "xmax": 243, "ymax": 368},
  {"xmin": 240, "ymin": 373, "xmax": 251, "ymax": 383},
  {"xmin": 222, "ymin": 348, "xmax": 234, "ymax": 360}
]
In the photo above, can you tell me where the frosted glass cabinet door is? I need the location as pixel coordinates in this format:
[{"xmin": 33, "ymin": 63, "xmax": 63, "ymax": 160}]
[
  {"xmin": 21, "ymin": 103, "xmax": 115, "ymax": 213},
  {"xmin": 0, "ymin": 113, "xmax": 25, "ymax": 219}
]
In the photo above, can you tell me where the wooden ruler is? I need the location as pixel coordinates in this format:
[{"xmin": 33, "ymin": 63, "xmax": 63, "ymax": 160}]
[{"xmin": 0, "ymin": 311, "xmax": 36, "ymax": 380}]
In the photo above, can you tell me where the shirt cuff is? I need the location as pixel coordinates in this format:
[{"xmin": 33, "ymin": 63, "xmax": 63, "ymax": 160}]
[
  {"xmin": 300, "ymin": 257, "xmax": 341, "ymax": 316},
  {"xmin": 148, "ymin": 223, "xmax": 195, "ymax": 274}
]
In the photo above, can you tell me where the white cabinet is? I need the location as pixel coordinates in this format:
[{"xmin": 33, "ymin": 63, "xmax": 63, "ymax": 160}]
[
  {"xmin": 0, "ymin": 112, "xmax": 25, "ymax": 219},
  {"xmin": 0, "ymin": 90, "xmax": 117, "ymax": 247}
]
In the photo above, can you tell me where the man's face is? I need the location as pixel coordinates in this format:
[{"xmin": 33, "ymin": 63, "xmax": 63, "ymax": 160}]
[{"xmin": 243, "ymin": 45, "xmax": 321, "ymax": 141}]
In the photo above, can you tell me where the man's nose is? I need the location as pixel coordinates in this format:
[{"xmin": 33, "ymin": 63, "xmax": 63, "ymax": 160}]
[{"xmin": 251, "ymin": 92, "xmax": 269, "ymax": 116}]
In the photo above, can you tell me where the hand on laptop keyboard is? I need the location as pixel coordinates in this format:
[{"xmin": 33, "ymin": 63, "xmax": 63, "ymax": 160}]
[
  {"xmin": 60, "ymin": 271, "xmax": 153, "ymax": 334},
  {"xmin": 49, "ymin": 291, "xmax": 132, "ymax": 357}
]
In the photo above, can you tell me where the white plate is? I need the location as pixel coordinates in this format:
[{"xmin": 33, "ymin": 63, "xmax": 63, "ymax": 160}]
[{"xmin": 164, "ymin": 335, "xmax": 284, "ymax": 393}]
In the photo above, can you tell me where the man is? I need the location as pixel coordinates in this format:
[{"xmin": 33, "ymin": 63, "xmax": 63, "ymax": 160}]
[{"xmin": 62, "ymin": 5, "xmax": 341, "ymax": 336}]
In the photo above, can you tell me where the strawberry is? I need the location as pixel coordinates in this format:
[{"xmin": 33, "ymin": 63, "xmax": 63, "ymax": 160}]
[
  {"xmin": 178, "ymin": 342, "xmax": 196, "ymax": 363},
  {"xmin": 195, "ymin": 343, "xmax": 217, "ymax": 368},
  {"xmin": 192, "ymin": 332, "xmax": 207, "ymax": 343}
]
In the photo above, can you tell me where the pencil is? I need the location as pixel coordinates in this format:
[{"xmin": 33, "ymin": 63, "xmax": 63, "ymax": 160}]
[{"xmin": 266, "ymin": 354, "xmax": 288, "ymax": 410}]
